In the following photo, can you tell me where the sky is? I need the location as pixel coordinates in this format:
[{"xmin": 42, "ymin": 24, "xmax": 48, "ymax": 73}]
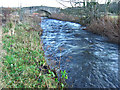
[{"xmin": 0, "ymin": 0, "xmax": 115, "ymax": 8}]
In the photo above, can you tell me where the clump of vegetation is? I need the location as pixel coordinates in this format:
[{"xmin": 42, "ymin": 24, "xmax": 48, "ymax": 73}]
[
  {"xmin": 1, "ymin": 21, "xmax": 68, "ymax": 88},
  {"xmin": 86, "ymin": 16, "xmax": 120, "ymax": 44}
]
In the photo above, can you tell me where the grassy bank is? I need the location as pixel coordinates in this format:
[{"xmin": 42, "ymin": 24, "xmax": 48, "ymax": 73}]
[{"xmin": 1, "ymin": 22, "xmax": 67, "ymax": 88}]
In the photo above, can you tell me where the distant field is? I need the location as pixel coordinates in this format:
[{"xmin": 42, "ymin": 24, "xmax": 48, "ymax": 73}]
[{"xmin": 109, "ymin": 15, "xmax": 119, "ymax": 19}]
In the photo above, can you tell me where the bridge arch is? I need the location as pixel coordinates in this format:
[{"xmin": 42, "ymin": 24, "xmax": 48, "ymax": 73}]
[{"xmin": 37, "ymin": 9, "xmax": 51, "ymax": 17}]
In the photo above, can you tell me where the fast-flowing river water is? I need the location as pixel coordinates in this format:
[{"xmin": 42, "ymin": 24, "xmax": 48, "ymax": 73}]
[{"xmin": 40, "ymin": 17, "xmax": 119, "ymax": 88}]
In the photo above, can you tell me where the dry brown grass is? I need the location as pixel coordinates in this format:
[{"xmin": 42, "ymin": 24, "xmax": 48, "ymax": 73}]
[
  {"xmin": 86, "ymin": 16, "xmax": 120, "ymax": 44},
  {"xmin": 49, "ymin": 13, "xmax": 80, "ymax": 23},
  {"xmin": 20, "ymin": 13, "xmax": 43, "ymax": 35}
]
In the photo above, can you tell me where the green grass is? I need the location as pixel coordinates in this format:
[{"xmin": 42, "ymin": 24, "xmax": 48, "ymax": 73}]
[
  {"xmin": 1, "ymin": 22, "xmax": 67, "ymax": 88},
  {"xmin": 109, "ymin": 15, "xmax": 119, "ymax": 19}
]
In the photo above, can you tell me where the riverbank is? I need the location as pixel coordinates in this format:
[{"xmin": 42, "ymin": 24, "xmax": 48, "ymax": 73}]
[
  {"xmin": 86, "ymin": 16, "xmax": 120, "ymax": 44},
  {"xmin": 49, "ymin": 13, "xmax": 83, "ymax": 25},
  {"xmin": 1, "ymin": 9, "xmax": 68, "ymax": 88},
  {"xmin": 1, "ymin": 22, "xmax": 59, "ymax": 88}
]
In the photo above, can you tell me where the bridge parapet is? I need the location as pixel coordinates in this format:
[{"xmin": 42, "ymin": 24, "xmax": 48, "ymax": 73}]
[{"xmin": 22, "ymin": 6, "xmax": 61, "ymax": 15}]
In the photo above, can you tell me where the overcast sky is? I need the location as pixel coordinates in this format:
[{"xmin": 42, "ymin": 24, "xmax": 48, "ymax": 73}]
[{"xmin": 0, "ymin": 0, "xmax": 114, "ymax": 8}]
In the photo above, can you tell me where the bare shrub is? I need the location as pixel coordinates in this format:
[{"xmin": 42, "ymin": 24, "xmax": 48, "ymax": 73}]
[{"xmin": 2, "ymin": 8, "xmax": 15, "ymax": 23}]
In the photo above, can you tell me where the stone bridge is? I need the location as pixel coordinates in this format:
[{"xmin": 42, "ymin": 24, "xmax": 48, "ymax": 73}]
[{"xmin": 22, "ymin": 6, "xmax": 61, "ymax": 17}]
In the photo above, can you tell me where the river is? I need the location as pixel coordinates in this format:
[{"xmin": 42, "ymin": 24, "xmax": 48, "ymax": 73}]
[{"xmin": 40, "ymin": 17, "xmax": 119, "ymax": 88}]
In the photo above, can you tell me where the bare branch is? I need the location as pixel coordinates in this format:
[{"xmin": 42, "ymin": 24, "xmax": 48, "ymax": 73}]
[{"xmin": 56, "ymin": 0, "xmax": 69, "ymax": 8}]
